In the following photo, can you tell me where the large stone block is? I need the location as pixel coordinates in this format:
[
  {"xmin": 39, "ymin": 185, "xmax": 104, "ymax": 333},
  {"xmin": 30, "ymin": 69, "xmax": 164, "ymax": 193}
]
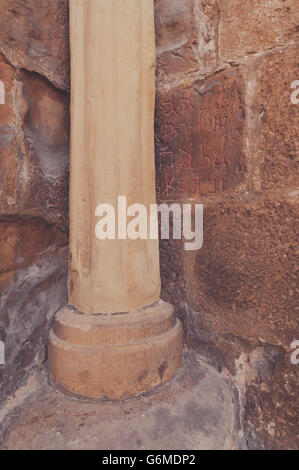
[
  {"xmin": 0, "ymin": 0, "xmax": 69, "ymax": 90},
  {"xmin": 219, "ymin": 0, "xmax": 299, "ymax": 62},
  {"xmin": 183, "ymin": 196, "xmax": 297, "ymax": 342},
  {"xmin": 22, "ymin": 71, "xmax": 69, "ymax": 179},
  {"xmin": 155, "ymin": 70, "xmax": 246, "ymax": 201},
  {"xmin": 155, "ymin": 0, "xmax": 199, "ymax": 80},
  {"xmin": 254, "ymin": 46, "xmax": 298, "ymax": 190},
  {"xmin": 0, "ymin": 64, "xmax": 69, "ymax": 227},
  {"xmin": 0, "ymin": 55, "xmax": 16, "ymax": 128},
  {"xmin": 21, "ymin": 71, "xmax": 70, "ymax": 226},
  {"xmin": 0, "ymin": 55, "xmax": 21, "ymax": 211},
  {"xmin": 155, "ymin": 0, "xmax": 219, "ymax": 80}
]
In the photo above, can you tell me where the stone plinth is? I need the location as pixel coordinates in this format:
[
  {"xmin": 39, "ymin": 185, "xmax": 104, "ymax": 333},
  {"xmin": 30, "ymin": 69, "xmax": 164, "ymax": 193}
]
[{"xmin": 49, "ymin": 301, "xmax": 182, "ymax": 400}]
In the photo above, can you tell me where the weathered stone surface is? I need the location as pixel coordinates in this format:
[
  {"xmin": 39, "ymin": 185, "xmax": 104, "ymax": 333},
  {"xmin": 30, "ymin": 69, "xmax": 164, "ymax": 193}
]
[
  {"xmin": 0, "ymin": 55, "xmax": 16, "ymax": 128},
  {"xmin": 155, "ymin": 0, "xmax": 199, "ymax": 80},
  {"xmin": 0, "ymin": 247, "xmax": 68, "ymax": 402},
  {"xmin": 255, "ymin": 46, "xmax": 299, "ymax": 191},
  {"xmin": 155, "ymin": 0, "xmax": 219, "ymax": 80},
  {"xmin": 1, "ymin": 352, "xmax": 239, "ymax": 450},
  {"xmin": 161, "ymin": 194, "xmax": 297, "ymax": 354},
  {"xmin": 0, "ymin": 63, "xmax": 69, "ymax": 227},
  {"xmin": 155, "ymin": 70, "xmax": 246, "ymax": 200},
  {"xmin": 0, "ymin": 55, "xmax": 22, "ymax": 211},
  {"xmin": 159, "ymin": 193, "xmax": 298, "ymax": 449},
  {"xmin": 219, "ymin": 0, "xmax": 299, "ymax": 63},
  {"xmin": 21, "ymin": 71, "xmax": 69, "ymax": 226},
  {"xmin": 0, "ymin": 219, "xmax": 66, "ymax": 292},
  {"xmin": 49, "ymin": 301, "xmax": 183, "ymax": 400},
  {"xmin": 22, "ymin": 71, "xmax": 69, "ymax": 179},
  {"xmin": 183, "ymin": 195, "xmax": 297, "ymax": 352},
  {"xmin": 193, "ymin": 0, "xmax": 218, "ymax": 73},
  {"xmin": 244, "ymin": 348, "xmax": 298, "ymax": 450},
  {"xmin": 0, "ymin": 0, "xmax": 69, "ymax": 90}
]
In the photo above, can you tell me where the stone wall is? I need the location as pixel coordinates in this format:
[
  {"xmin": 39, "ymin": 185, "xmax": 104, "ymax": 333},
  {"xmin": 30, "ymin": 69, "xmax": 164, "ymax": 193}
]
[
  {"xmin": 0, "ymin": 0, "xmax": 298, "ymax": 450},
  {"xmin": 155, "ymin": 0, "xmax": 298, "ymax": 450}
]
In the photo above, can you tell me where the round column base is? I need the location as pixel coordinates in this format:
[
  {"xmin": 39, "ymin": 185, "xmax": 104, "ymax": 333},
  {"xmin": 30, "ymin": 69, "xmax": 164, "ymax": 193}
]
[{"xmin": 48, "ymin": 300, "xmax": 183, "ymax": 400}]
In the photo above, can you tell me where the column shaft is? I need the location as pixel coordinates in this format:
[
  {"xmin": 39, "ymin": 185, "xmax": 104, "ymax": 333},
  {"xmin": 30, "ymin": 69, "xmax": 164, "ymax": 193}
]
[{"xmin": 69, "ymin": 0, "xmax": 160, "ymax": 314}]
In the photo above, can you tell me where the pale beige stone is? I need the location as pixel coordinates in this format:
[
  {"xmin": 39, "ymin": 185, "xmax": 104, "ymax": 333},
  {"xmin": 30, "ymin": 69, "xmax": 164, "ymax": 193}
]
[
  {"xmin": 49, "ymin": 301, "xmax": 183, "ymax": 400},
  {"xmin": 68, "ymin": 0, "xmax": 161, "ymax": 314}
]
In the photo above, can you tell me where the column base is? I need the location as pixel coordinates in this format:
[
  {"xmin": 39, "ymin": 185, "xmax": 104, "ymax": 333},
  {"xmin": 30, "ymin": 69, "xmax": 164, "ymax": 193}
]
[{"xmin": 48, "ymin": 300, "xmax": 183, "ymax": 400}]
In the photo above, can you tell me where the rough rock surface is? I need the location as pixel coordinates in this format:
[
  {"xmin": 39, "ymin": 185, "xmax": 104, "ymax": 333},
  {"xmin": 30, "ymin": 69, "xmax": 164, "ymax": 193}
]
[
  {"xmin": 218, "ymin": 0, "xmax": 299, "ymax": 63},
  {"xmin": 0, "ymin": 0, "xmax": 69, "ymax": 404},
  {"xmin": 0, "ymin": 0, "xmax": 69, "ymax": 90},
  {"xmin": 0, "ymin": 246, "xmax": 68, "ymax": 401},
  {"xmin": 255, "ymin": 45, "xmax": 298, "ymax": 191},
  {"xmin": 0, "ymin": 58, "xmax": 69, "ymax": 227}
]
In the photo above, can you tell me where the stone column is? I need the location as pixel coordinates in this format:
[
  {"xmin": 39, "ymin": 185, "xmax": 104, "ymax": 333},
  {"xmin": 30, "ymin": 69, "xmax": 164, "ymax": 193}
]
[{"xmin": 48, "ymin": 0, "xmax": 182, "ymax": 400}]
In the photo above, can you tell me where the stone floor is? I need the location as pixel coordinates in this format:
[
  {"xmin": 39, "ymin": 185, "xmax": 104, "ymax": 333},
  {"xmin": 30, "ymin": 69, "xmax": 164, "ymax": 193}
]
[{"xmin": 0, "ymin": 351, "xmax": 240, "ymax": 450}]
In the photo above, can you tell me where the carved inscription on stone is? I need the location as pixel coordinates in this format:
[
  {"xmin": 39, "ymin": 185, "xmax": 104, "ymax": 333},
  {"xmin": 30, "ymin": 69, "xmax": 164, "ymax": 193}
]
[{"xmin": 155, "ymin": 72, "xmax": 245, "ymax": 200}]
